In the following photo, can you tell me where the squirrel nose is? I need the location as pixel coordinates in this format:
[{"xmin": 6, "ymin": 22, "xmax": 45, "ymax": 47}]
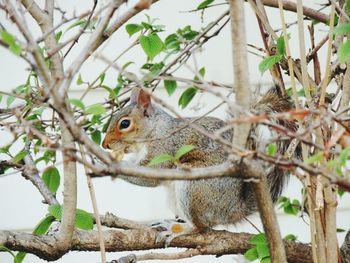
[{"xmin": 102, "ymin": 139, "xmax": 110, "ymax": 149}]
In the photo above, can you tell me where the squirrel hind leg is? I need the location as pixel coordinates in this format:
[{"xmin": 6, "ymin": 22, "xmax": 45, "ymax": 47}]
[{"xmin": 150, "ymin": 218, "xmax": 196, "ymax": 247}]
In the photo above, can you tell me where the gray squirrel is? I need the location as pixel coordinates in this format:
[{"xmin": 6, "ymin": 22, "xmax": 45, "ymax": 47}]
[{"xmin": 102, "ymin": 88, "xmax": 297, "ymax": 234}]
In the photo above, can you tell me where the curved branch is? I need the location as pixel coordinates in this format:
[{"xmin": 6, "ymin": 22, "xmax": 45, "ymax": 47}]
[
  {"xmin": 0, "ymin": 229, "xmax": 312, "ymax": 263},
  {"xmin": 22, "ymin": 143, "xmax": 58, "ymax": 205},
  {"xmin": 258, "ymin": 0, "xmax": 329, "ymax": 24},
  {"xmin": 20, "ymin": 0, "xmax": 48, "ymax": 26}
]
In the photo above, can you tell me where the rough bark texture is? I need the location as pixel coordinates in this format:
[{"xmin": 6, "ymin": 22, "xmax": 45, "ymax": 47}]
[{"xmin": 0, "ymin": 229, "xmax": 312, "ymax": 262}]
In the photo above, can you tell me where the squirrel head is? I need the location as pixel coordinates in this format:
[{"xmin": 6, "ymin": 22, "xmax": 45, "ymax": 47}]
[{"xmin": 102, "ymin": 88, "xmax": 154, "ymax": 160}]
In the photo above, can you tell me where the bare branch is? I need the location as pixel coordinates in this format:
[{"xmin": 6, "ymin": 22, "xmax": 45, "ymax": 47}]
[
  {"xmin": 229, "ymin": 1, "xmax": 286, "ymax": 262},
  {"xmin": 341, "ymin": 230, "xmax": 350, "ymax": 263},
  {"xmin": 22, "ymin": 142, "xmax": 58, "ymax": 205},
  {"xmin": 258, "ymin": 0, "xmax": 329, "ymax": 24},
  {"xmin": 0, "ymin": 228, "xmax": 313, "ymax": 263},
  {"xmin": 20, "ymin": 0, "xmax": 48, "ymax": 26}
]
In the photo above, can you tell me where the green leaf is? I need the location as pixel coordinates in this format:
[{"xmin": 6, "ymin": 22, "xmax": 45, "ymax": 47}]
[
  {"xmin": 283, "ymin": 199, "xmax": 300, "ymax": 215},
  {"xmin": 125, "ymin": 24, "xmax": 143, "ymax": 36},
  {"xmin": 194, "ymin": 67, "xmax": 206, "ymax": 81},
  {"xmin": 177, "ymin": 25, "xmax": 199, "ymax": 40},
  {"xmin": 99, "ymin": 72, "xmax": 106, "ymax": 84},
  {"xmin": 76, "ymin": 74, "xmax": 84, "ymax": 85},
  {"xmin": 261, "ymin": 256, "xmax": 272, "ymax": 263},
  {"xmin": 48, "ymin": 204, "xmax": 62, "ymax": 220},
  {"xmin": 13, "ymin": 151, "xmax": 28, "ymax": 163},
  {"xmin": 85, "ymin": 104, "xmax": 106, "ymax": 115},
  {"xmin": 0, "ymin": 145, "xmax": 10, "ymax": 154},
  {"xmin": 140, "ymin": 33, "xmax": 164, "ymax": 60},
  {"xmin": 48, "ymin": 205, "xmax": 93, "ymax": 230},
  {"xmin": 0, "ymin": 30, "xmax": 15, "ymax": 44},
  {"xmin": 101, "ymin": 85, "xmax": 117, "ymax": 99},
  {"xmin": 165, "ymin": 34, "xmax": 180, "ymax": 50},
  {"xmin": 337, "ymin": 228, "xmax": 346, "ymax": 233},
  {"xmin": 55, "ymin": 31, "xmax": 62, "ymax": 42},
  {"xmin": 75, "ymin": 208, "xmax": 94, "ymax": 230},
  {"xmin": 14, "ymin": 252, "xmax": 26, "ymax": 263},
  {"xmin": 334, "ymin": 23, "xmax": 350, "ymax": 34},
  {"xmin": 178, "ymin": 87, "xmax": 197, "ymax": 109},
  {"xmin": 338, "ymin": 188, "xmax": 345, "ymax": 197},
  {"xmin": 69, "ymin": 98, "xmax": 85, "ymax": 110},
  {"xmin": 175, "ymin": 145, "xmax": 195, "ymax": 160},
  {"xmin": 250, "ymin": 233, "xmax": 267, "ymax": 245},
  {"xmin": 347, "ymin": 0, "xmax": 350, "ymax": 15},
  {"xmin": 91, "ymin": 115, "xmax": 101, "ymax": 125},
  {"xmin": 0, "ymin": 31, "xmax": 22, "ymax": 56},
  {"xmin": 339, "ymin": 147, "xmax": 350, "ymax": 166},
  {"xmin": 266, "ymin": 143, "xmax": 277, "ymax": 156},
  {"xmin": 199, "ymin": 67, "xmax": 206, "ymax": 77},
  {"xmin": 91, "ymin": 130, "xmax": 101, "ymax": 145},
  {"xmin": 197, "ymin": 0, "xmax": 215, "ymax": 10},
  {"xmin": 148, "ymin": 154, "xmax": 174, "ymax": 166},
  {"xmin": 304, "ymin": 152, "xmax": 323, "ymax": 164},
  {"xmin": 277, "ymin": 35, "xmax": 285, "ymax": 55},
  {"xmin": 7, "ymin": 95, "xmax": 15, "ymax": 107},
  {"xmin": 259, "ymin": 55, "xmax": 283, "ymax": 75},
  {"xmin": 122, "ymin": 61, "xmax": 135, "ymax": 70},
  {"xmin": 284, "ymin": 234, "xmax": 297, "ymax": 241},
  {"xmin": 339, "ymin": 40, "xmax": 350, "ymax": 63},
  {"xmin": 9, "ymin": 43, "xmax": 22, "ymax": 56},
  {"xmin": 256, "ymin": 244, "xmax": 270, "ymax": 259},
  {"xmin": 164, "ymin": 80, "xmax": 177, "ymax": 96},
  {"xmin": 42, "ymin": 166, "xmax": 60, "ymax": 194},
  {"xmin": 0, "ymin": 246, "xmax": 18, "ymax": 263},
  {"xmin": 33, "ymin": 215, "xmax": 55, "ymax": 236},
  {"xmin": 66, "ymin": 19, "xmax": 95, "ymax": 32},
  {"xmin": 244, "ymin": 247, "xmax": 259, "ymax": 261}
]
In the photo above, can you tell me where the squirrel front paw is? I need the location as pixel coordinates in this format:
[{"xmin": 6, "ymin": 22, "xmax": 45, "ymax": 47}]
[{"xmin": 150, "ymin": 218, "xmax": 195, "ymax": 247}]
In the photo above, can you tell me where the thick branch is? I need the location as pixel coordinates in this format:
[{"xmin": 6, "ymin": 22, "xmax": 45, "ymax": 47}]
[
  {"xmin": 341, "ymin": 230, "xmax": 350, "ymax": 263},
  {"xmin": 258, "ymin": 0, "xmax": 329, "ymax": 24},
  {"xmin": 0, "ymin": 229, "xmax": 312, "ymax": 263},
  {"xmin": 56, "ymin": 122, "xmax": 77, "ymax": 251},
  {"xmin": 251, "ymin": 172, "xmax": 287, "ymax": 262},
  {"xmin": 229, "ymin": 0, "xmax": 251, "ymax": 148},
  {"xmin": 229, "ymin": 1, "xmax": 286, "ymax": 262},
  {"xmin": 20, "ymin": 0, "xmax": 48, "ymax": 26}
]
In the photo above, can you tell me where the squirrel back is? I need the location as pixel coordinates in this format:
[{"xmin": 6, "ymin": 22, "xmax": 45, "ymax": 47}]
[{"xmin": 102, "ymin": 88, "xmax": 296, "ymax": 229}]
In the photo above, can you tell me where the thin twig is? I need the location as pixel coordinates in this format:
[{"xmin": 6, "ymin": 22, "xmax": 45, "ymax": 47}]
[
  {"xmin": 319, "ymin": 3, "xmax": 336, "ymax": 106},
  {"xmin": 79, "ymin": 144, "xmax": 106, "ymax": 263}
]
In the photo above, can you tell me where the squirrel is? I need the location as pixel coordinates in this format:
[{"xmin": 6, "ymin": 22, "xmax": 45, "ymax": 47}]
[{"xmin": 102, "ymin": 88, "xmax": 297, "ymax": 236}]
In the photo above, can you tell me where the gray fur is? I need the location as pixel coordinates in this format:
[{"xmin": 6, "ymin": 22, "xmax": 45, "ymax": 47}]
[{"xmin": 103, "ymin": 89, "xmax": 296, "ymax": 230}]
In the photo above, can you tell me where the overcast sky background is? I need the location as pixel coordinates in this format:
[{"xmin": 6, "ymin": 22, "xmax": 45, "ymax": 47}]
[{"xmin": 0, "ymin": 1, "xmax": 349, "ymax": 262}]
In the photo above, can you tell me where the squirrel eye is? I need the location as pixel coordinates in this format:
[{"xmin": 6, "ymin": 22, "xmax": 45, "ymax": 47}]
[{"xmin": 118, "ymin": 118, "xmax": 132, "ymax": 130}]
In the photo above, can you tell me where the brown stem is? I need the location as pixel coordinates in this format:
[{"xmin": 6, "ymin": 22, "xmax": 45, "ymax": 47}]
[
  {"xmin": 257, "ymin": 0, "xmax": 329, "ymax": 24},
  {"xmin": 308, "ymin": 24, "xmax": 321, "ymax": 86},
  {"xmin": 341, "ymin": 230, "xmax": 350, "ymax": 263},
  {"xmin": 251, "ymin": 0, "xmax": 286, "ymax": 96},
  {"xmin": 0, "ymin": 229, "xmax": 313, "ymax": 262},
  {"xmin": 230, "ymin": 1, "xmax": 286, "ymax": 262}
]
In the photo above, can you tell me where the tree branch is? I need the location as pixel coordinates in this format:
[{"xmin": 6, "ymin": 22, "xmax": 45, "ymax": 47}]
[
  {"xmin": 0, "ymin": 228, "xmax": 313, "ymax": 263},
  {"xmin": 22, "ymin": 142, "xmax": 58, "ymax": 205},
  {"xmin": 341, "ymin": 230, "xmax": 350, "ymax": 263},
  {"xmin": 57, "ymin": 0, "xmax": 128, "ymax": 98},
  {"xmin": 229, "ymin": 0, "xmax": 286, "ymax": 262},
  {"xmin": 258, "ymin": 0, "xmax": 329, "ymax": 24}
]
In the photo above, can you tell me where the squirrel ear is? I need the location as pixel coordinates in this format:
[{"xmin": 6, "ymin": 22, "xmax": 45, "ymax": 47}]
[{"xmin": 130, "ymin": 88, "xmax": 153, "ymax": 116}]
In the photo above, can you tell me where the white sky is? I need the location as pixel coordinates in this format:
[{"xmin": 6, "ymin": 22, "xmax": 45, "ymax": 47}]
[{"xmin": 0, "ymin": 1, "xmax": 349, "ymax": 263}]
